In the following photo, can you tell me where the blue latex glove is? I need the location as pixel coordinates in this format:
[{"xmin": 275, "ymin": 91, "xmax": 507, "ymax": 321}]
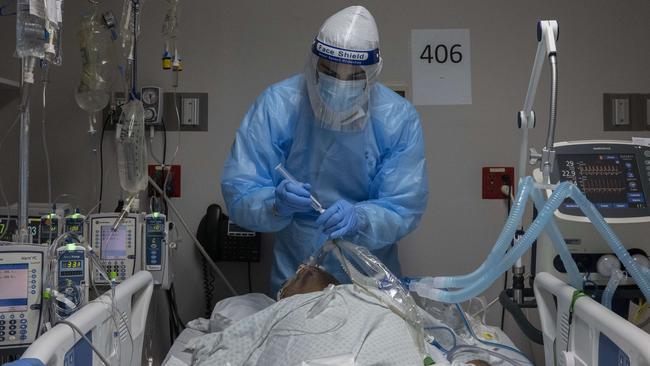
[
  {"xmin": 274, "ymin": 179, "xmax": 313, "ymax": 216},
  {"xmin": 316, "ymin": 199, "xmax": 359, "ymax": 239}
]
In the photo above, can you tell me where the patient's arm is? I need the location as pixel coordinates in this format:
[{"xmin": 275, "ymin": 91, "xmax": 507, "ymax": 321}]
[{"xmin": 279, "ymin": 265, "xmax": 340, "ymax": 299}]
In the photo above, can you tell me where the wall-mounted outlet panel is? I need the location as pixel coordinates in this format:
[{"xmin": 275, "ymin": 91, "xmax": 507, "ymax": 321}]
[
  {"xmin": 612, "ymin": 98, "xmax": 630, "ymax": 126},
  {"xmin": 148, "ymin": 164, "xmax": 181, "ymax": 198},
  {"xmin": 182, "ymin": 98, "xmax": 200, "ymax": 126},
  {"xmin": 482, "ymin": 167, "xmax": 515, "ymax": 199},
  {"xmin": 104, "ymin": 92, "xmax": 208, "ymax": 131},
  {"xmin": 603, "ymin": 93, "xmax": 647, "ymax": 131}
]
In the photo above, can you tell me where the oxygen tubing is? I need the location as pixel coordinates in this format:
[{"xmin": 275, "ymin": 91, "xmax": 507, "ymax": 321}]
[
  {"xmin": 601, "ymin": 269, "xmax": 624, "ymax": 310},
  {"xmin": 419, "ymin": 176, "xmax": 535, "ymax": 289},
  {"xmin": 420, "ymin": 176, "xmax": 582, "ymax": 290},
  {"xmin": 411, "ymin": 182, "xmax": 572, "ymax": 303},
  {"xmin": 412, "ymin": 180, "xmax": 650, "ymax": 304},
  {"xmin": 569, "ymin": 185, "xmax": 650, "ymax": 301},
  {"xmin": 529, "ymin": 187, "xmax": 582, "ymax": 288}
]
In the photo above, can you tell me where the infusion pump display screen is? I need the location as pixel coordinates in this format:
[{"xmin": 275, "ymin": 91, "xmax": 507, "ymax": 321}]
[
  {"xmin": 558, "ymin": 153, "xmax": 646, "ymax": 210},
  {"xmin": 100, "ymin": 225, "xmax": 128, "ymax": 259},
  {"xmin": 0, "ymin": 263, "xmax": 29, "ymax": 312}
]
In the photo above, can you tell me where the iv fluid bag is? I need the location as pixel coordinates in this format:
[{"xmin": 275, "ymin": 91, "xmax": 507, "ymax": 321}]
[
  {"xmin": 44, "ymin": 0, "xmax": 64, "ymax": 65},
  {"xmin": 116, "ymin": 100, "xmax": 148, "ymax": 193},
  {"xmin": 16, "ymin": 0, "xmax": 47, "ymax": 60},
  {"xmin": 162, "ymin": 0, "xmax": 179, "ymax": 43},
  {"xmin": 75, "ymin": 8, "xmax": 112, "ymax": 114}
]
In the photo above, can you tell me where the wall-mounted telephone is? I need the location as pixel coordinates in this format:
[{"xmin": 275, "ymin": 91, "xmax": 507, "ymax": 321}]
[
  {"xmin": 196, "ymin": 204, "xmax": 261, "ymax": 316},
  {"xmin": 196, "ymin": 204, "xmax": 260, "ymax": 263}
]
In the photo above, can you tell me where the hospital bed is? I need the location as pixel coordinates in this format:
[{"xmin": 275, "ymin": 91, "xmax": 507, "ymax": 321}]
[
  {"xmin": 535, "ymin": 272, "xmax": 650, "ymax": 366},
  {"xmin": 162, "ymin": 293, "xmax": 276, "ymax": 365},
  {"xmin": 19, "ymin": 271, "xmax": 153, "ymax": 366},
  {"xmin": 159, "ymin": 274, "xmax": 650, "ymax": 366},
  {"xmin": 160, "ymin": 289, "xmax": 524, "ymax": 366},
  {"xmin": 14, "ymin": 269, "xmax": 650, "ymax": 365}
]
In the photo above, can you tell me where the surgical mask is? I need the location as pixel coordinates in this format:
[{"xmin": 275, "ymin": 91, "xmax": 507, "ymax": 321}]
[{"xmin": 317, "ymin": 72, "xmax": 366, "ymax": 113}]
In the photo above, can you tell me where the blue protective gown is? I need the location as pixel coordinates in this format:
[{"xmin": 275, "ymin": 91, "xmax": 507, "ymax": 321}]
[
  {"xmin": 221, "ymin": 74, "xmax": 429, "ymax": 294},
  {"xmin": 3, "ymin": 360, "xmax": 45, "ymax": 366}
]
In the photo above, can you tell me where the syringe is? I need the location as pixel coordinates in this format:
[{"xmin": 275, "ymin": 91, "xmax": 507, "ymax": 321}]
[{"xmin": 275, "ymin": 163, "xmax": 325, "ymax": 214}]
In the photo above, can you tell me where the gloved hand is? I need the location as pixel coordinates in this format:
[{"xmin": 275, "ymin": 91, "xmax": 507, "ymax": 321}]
[
  {"xmin": 274, "ymin": 179, "xmax": 313, "ymax": 216},
  {"xmin": 316, "ymin": 199, "xmax": 358, "ymax": 239}
]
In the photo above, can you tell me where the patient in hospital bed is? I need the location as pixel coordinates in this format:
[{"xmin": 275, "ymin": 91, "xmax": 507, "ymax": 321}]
[
  {"xmin": 182, "ymin": 264, "xmax": 499, "ymax": 366},
  {"xmin": 189, "ymin": 265, "xmax": 423, "ymax": 365}
]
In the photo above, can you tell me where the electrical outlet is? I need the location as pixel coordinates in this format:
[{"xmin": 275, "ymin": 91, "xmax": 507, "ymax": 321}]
[
  {"xmin": 181, "ymin": 98, "xmax": 200, "ymax": 126},
  {"xmin": 603, "ymin": 93, "xmax": 647, "ymax": 131},
  {"xmin": 482, "ymin": 167, "xmax": 515, "ymax": 199},
  {"xmin": 612, "ymin": 98, "xmax": 630, "ymax": 126}
]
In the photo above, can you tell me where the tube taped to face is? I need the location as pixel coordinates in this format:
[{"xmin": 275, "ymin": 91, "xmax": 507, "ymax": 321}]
[
  {"xmin": 310, "ymin": 240, "xmax": 426, "ymax": 356},
  {"xmin": 305, "ymin": 6, "xmax": 383, "ymax": 132}
]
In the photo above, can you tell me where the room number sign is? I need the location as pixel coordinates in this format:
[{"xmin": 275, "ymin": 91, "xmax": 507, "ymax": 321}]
[{"xmin": 411, "ymin": 29, "xmax": 472, "ymax": 105}]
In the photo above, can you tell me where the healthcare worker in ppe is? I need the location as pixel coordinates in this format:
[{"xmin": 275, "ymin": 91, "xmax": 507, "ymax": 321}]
[{"xmin": 221, "ymin": 6, "xmax": 429, "ymax": 294}]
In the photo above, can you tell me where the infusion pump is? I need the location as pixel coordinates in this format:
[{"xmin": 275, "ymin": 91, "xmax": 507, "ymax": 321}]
[
  {"xmin": 536, "ymin": 140, "xmax": 650, "ymax": 285},
  {"xmin": 0, "ymin": 204, "xmax": 71, "ymax": 244},
  {"xmin": 90, "ymin": 213, "xmax": 143, "ymax": 284},
  {"xmin": 0, "ymin": 244, "xmax": 47, "ymax": 351},
  {"xmin": 88, "ymin": 213, "xmax": 172, "ymax": 288}
]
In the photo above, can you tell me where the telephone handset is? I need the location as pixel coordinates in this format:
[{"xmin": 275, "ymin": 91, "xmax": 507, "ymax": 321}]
[
  {"xmin": 196, "ymin": 204, "xmax": 261, "ymax": 263},
  {"xmin": 197, "ymin": 204, "xmax": 261, "ymax": 316}
]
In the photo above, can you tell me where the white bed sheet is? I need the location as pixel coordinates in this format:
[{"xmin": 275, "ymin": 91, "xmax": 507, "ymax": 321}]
[
  {"xmin": 163, "ymin": 288, "xmax": 524, "ymax": 366},
  {"xmin": 191, "ymin": 284, "xmax": 424, "ymax": 365},
  {"xmin": 163, "ymin": 293, "xmax": 276, "ymax": 366}
]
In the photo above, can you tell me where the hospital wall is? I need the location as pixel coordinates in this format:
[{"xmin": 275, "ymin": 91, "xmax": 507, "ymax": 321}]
[{"xmin": 1, "ymin": 0, "xmax": 649, "ymax": 363}]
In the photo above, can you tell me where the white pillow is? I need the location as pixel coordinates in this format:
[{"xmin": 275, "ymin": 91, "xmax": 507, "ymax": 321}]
[{"xmin": 211, "ymin": 293, "xmax": 276, "ymax": 323}]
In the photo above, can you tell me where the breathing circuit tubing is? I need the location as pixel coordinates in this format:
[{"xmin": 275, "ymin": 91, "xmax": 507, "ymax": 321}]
[
  {"xmin": 410, "ymin": 177, "xmax": 650, "ymax": 304},
  {"xmin": 411, "ymin": 177, "xmax": 580, "ymax": 297}
]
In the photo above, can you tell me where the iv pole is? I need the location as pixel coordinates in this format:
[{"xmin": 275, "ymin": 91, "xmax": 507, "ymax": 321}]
[
  {"xmin": 511, "ymin": 20, "xmax": 559, "ymax": 304},
  {"xmin": 17, "ymin": 57, "xmax": 36, "ymax": 243}
]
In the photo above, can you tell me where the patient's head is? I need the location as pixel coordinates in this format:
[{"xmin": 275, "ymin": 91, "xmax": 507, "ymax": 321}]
[{"xmin": 279, "ymin": 265, "xmax": 340, "ymax": 299}]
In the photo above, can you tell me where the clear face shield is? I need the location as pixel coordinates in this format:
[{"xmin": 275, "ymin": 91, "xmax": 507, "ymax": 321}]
[{"xmin": 305, "ymin": 39, "xmax": 382, "ymax": 132}]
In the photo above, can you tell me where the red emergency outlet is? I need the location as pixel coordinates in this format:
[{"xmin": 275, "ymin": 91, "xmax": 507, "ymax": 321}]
[
  {"xmin": 482, "ymin": 167, "xmax": 515, "ymax": 199},
  {"xmin": 148, "ymin": 164, "xmax": 181, "ymax": 198}
]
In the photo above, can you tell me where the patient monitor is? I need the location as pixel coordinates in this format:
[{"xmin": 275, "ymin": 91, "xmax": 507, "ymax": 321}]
[
  {"xmin": 537, "ymin": 140, "xmax": 650, "ymax": 285},
  {"xmin": 0, "ymin": 244, "xmax": 47, "ymax": 351},
  {"xmin": 0, "ymin": 204, "xmax": 71, "ymax": 244},
  {"xmin": 89, "ymin": 213, "xmax": 143, "ymax": 284}
]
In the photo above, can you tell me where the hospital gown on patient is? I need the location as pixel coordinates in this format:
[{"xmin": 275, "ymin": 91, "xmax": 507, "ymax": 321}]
[{"xmin": 190, "ymin": 285, "xmax": 423, "ymax": 366}]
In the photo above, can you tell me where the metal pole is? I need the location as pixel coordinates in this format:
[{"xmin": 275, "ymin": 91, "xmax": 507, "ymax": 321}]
[
  {"xmin": 147, "ymin": 176, "xmax": 238, "ymax": 296},
  {"xmin": 17, "ymin": 58, "xmax": 33, "ymax": 242}
]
